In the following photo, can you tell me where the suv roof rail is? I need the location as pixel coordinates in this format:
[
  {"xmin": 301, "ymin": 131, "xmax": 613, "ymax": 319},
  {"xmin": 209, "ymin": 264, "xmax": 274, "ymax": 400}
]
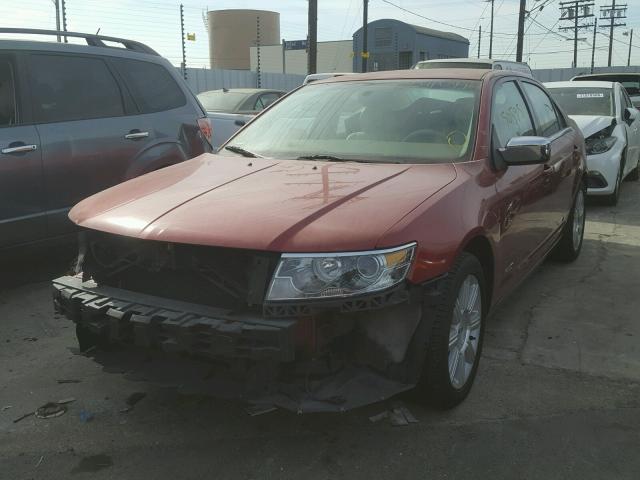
[{"xmin": 0, "ymin": 28, "xmax": 159, "ymax": 56}]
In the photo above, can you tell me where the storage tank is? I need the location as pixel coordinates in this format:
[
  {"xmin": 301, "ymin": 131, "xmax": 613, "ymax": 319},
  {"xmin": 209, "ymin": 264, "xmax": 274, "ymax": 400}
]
[{"xmin": 208, "ymin": 9, "xmax": 280, "ymax": 70}]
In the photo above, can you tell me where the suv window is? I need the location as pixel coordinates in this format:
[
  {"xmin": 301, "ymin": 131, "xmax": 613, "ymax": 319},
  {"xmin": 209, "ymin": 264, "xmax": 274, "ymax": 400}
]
[
  {"xmin": 492, "ymin": 81, "xmax": 534, "ymax": 148},
  {"xmin": 113, "ymin": 59, "xmax": 186, "ymax": 113},
  {"xmin": 29, "ymin": 54, "xmax": 124, "ymax": 123},
  {"xmin": 521, "ymin": 82, "xmax": 562, "ymax": 137},
  {"xmin": 0, "ymin": 60, "xmax": 17, "ymax": 127}
]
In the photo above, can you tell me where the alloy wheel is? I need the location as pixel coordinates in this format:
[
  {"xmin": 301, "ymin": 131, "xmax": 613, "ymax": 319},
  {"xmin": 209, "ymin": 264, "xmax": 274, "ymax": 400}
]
[{"xmin": 448, "ymin": 275, "xmax": 482, "ymax": 389}]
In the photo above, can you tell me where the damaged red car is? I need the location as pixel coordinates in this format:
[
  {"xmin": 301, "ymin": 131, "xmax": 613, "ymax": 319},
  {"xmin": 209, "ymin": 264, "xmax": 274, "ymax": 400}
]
[{"xmin": 53, "ymin": 69, "xmax": 587, "ymax": 412}]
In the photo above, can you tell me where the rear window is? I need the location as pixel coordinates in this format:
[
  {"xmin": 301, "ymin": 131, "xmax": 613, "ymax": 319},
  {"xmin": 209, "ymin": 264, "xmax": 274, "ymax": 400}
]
[
  {"xmin": 197, "ymin": 90, "xmax": 250, "ymax": 112},
  {"xmin": 547, "ymin": 87, "xmax": 614, "ymax": 116},
  {"xmin": 29, "ymin": 54, "xmax": 124, "ymax": 123},
  {"xmin": 575, "ymin": 75, "xmax": 640, "ymax": 96},
  {"xmin": 113, "ymin": 58, "xmax": 186, "ymax": 113},
  {"xmin": 416, "ymin": 62, "xmax": 491, "ymax": 70}
]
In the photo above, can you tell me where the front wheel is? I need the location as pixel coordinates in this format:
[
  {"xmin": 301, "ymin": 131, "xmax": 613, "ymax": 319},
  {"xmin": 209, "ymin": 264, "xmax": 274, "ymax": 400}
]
[
  {"xmin": 552, "ymin": 185, "xmax": 586, "ymax": 262},
  {"xmin": 414, "ymin": 253, "xmax": 486, "ymax": 409},
  {"xmin": 628, "ymin": 158, "xmax": 640, "ymax": 181}
]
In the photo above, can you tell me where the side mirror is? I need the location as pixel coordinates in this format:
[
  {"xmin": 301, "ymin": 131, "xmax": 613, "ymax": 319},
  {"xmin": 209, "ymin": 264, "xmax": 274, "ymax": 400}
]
[
  {"xmin": 498, "ymin": 136, "xmax": 551, "ymax": 166},
  {"xmin": 624, "ymin": 107, "xmax": 637, "ymax": 124}
]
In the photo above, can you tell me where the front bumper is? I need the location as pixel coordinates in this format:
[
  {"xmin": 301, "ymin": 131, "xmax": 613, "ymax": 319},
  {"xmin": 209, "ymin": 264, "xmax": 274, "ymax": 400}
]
[
  {"xmin": 585, "ymin": 142, "xmax": 624, "ymax": 196},
  {"xmin": 53, "ymin": 275, "xmax": 416, "ymax": 412}
]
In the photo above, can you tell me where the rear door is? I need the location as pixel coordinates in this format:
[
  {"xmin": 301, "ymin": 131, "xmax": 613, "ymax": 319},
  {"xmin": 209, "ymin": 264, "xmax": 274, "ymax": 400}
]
[
  {"xmin": 0, "ymin": 52, "xmax": 46, "ymax": 248},
  {"xmin": 27, "ymin": 52, "xmax": 154, "ymax": 237},
  {"xmin": 520, "ymin": 80, "xmax": 577, "ymax": 233}
]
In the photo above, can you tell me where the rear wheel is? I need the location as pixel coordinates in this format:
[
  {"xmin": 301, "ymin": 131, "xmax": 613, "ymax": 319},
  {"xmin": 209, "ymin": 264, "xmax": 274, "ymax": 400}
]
[
  {"xmin": 552, "ymin": 185, "xmax": 586, "ymax": 262},
  {"xmin": 414, "ymin": 253, "xmax": 486, "ymax": 409}
]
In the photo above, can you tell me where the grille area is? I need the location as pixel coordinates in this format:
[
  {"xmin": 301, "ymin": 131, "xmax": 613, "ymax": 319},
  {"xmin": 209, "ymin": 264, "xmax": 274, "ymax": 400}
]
[{"xmin": 81, "ymin": 230, "xmax": 280, "ymax": 311}]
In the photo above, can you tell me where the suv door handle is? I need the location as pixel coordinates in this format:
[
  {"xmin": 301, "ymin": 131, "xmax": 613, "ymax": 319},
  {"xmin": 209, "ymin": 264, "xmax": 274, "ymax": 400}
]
[
  {"xmin": 124, "ymin": 131, "xmax": 149, "ymax": 140},
  {"xmin": 234, "ymin": 120, "xmax": 246, "ymax": 126},
  {"xmin": 1, "ymin": 144, "xmax": 37, "ymax": 154}
]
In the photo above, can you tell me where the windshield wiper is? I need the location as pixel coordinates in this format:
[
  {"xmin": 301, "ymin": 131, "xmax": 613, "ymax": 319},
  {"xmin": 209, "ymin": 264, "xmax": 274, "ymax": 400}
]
[
  {"xmin": 225, "ymin": 145, "xmax": 260, "ymax": 158},
  {"xmin": 297, "ymin": 154, "xmax": 398, "ymax": 164}
]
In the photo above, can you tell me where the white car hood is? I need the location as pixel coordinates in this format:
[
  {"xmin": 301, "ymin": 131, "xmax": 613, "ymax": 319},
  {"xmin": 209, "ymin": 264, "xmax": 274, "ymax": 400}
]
[{"xmin": 569, "ymin": 115, "xmax": 615, "ymax": 138}]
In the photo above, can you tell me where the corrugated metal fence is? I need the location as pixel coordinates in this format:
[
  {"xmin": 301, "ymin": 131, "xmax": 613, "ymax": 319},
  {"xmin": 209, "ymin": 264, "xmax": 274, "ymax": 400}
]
[
  {"xmin": 532, "ymin": 66, "xmax": 640, "ymax": 83},
  {"xmin": 177, "ymin": 67, "xmax": 306, "ymax": 94}
]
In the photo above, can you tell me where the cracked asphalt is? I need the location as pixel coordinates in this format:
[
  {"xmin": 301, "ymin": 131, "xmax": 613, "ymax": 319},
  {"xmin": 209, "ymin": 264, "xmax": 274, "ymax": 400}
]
[{"xmin": 1, "ymin": 182, "xmax": 639, "ymax": 480}]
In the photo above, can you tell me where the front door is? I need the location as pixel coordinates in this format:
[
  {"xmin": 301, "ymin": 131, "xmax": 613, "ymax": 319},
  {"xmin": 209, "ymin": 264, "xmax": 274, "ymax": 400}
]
[
  {"xmin": 0, "ymin": 53, "xmax": 45, "ymax": 248},
  {"xmin": 491, "ymin": 80, "xmax": 556, "ymax": 292}
]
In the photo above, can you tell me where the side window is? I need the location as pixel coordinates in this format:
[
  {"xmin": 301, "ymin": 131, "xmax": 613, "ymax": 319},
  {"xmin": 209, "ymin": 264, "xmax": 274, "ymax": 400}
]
[
  {"xmin": 0, "ymin": 59, "xmax": 17, "ymax": 127},
  {"xmin": 255, "ymin": 93, "xmax": 280, "ymax": 111},
  {"xmin": 521, "ymin": 82, "xmax": 562, "ymax": 137},
  {"xmin": 29, "ymin": 54, "xmax": 124, "ymax": 123},
  {"xmin": 113, "ymin": 59, "xmax": 186, "ymax": 113},
  {"xmin": 492, "ymin": 81, "xmax": 535, "ymax": 149}
]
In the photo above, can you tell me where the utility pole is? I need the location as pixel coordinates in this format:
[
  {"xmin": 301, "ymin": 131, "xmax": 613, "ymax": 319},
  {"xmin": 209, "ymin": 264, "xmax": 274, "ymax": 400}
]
[
  {"xmin": 477, "ymin": 26, "xmax": 481, "ymax": 58},
  {"xmin": 52, "ymin": 0, "xmax": 61, "ymax": 42},
  {"xmin": 559, "ymin": 0, "xmax": 594, "ymax": 68},
  {"xmin": 282, "ymin": 38, "xmax": 286, "ymax": 74},
  {"xmin": 362, "ymin": 0, "xmax": 369, "ymax": 72},
  {"xmin": 515, "ymin": 0, "xmax": 526, "ymax": 62},
  {"xmin": 600, "ymin": 1, "xmax": 627, "ymax": 67},
  {"xmin": 180, "ymin": 4, "xmax": 187, "ymax": 80},
  {"xmin": 256, "ymin": 16, "xmax": 261, "ymax": 88},
  {"xmin": 623, "ymin": 28, "xmax": 633, "ymax": 67},
  {"xmin": 591, "ymin": 17, "xmax": 597, "ymax": 72},
  {"xmin": 61, "ymin": 0, "xmax": 67, "ymax": 43},
  {"xmin": 489, "ymin": 0, "xmax": 494, "ymax": 58},
  {"xmin": 307, "ymin": 0, "xmax": 317, "ymax": 75}
]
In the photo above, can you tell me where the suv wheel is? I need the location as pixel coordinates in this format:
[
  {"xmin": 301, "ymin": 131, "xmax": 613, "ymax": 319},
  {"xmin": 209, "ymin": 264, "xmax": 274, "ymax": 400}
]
[
  {"xmin": 552, "ymin": 185, "xmax": 586, "ymax": 262},
  {"xmin": 414, "ymin": 253, "xmax": 486, "ymax": 409}
]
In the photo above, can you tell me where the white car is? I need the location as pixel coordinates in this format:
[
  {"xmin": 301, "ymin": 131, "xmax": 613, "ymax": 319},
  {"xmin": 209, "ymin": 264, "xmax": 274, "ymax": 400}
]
[
  {"xmin": 414, "ymin": 58, "xmax": 533, "ymax": 77},
  {"xmin": 545, "ymin": 81, "xmax": 640, "ymax": 204}
]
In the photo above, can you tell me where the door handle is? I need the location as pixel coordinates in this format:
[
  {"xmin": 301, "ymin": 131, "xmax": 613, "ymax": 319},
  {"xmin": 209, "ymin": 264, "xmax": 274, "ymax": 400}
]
[
  {"xmin": 1, "ymin": 144, "xmax": 37, "ymax": 154},
  {"xmin": 234, "ymin": 120, "xmax": 246, "ymax": 126},
  {"xmin": 124, "ymin": 131, "xmax": 149, "ymax": 140}
]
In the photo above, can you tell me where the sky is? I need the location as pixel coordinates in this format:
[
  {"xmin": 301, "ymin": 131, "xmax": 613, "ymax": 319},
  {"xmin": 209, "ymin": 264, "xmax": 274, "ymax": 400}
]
[{"xmin": 1, "ymin": 0, "xmax": 638, "ymax": 70}]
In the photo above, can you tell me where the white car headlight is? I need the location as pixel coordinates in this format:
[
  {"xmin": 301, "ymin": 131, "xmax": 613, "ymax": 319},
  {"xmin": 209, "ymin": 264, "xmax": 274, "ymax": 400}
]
[{"xmin": 266, "ymin": 243, "xmax": 416, "ymax": 301}]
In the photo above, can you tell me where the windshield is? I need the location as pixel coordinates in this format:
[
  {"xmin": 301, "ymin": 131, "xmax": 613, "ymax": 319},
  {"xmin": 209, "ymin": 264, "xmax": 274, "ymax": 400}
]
[
  {"xmin": 197, "ymin": 90, "xmax": 249, "ymax": 112},
  {"xmin": 224, "ymin": 79, "xmax": 481, "ymax": 164},
  {"xmin": 548, "ymin": 87, "xmax": 614, "ymax": 116}
]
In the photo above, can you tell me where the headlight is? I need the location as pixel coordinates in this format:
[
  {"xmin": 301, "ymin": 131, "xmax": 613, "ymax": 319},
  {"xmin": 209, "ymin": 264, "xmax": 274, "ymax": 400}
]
[
  {"xmin": 266, "ymin": 243, "xmax": 416, "ymax": 301},
  {"xmin": 585, "ymin": 135, "xmax": 616, "ymax": 155}
]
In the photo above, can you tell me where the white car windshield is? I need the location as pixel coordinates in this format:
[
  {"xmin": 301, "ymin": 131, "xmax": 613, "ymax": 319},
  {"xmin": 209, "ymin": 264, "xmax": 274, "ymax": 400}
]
[
  {"xmin": 548, "ymin": 87, "xmax": 614, "ymax": 117},
  {"xmin": 225, "ymin": 79, "xmax": 481, "ymax": 164}
]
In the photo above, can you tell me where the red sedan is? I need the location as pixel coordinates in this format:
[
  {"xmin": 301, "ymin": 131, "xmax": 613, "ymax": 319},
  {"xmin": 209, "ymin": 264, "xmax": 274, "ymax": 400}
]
[{"xmin": 53, "ymin": 69, "xmax": 586, "ymax": 412}]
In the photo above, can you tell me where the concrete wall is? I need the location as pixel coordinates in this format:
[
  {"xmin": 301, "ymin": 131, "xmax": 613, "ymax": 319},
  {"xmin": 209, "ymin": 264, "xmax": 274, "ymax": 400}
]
[
  {"xmin": 353, "ymin": 19, "xmax": 469, "ymax": 72},
  {"xmin": 208, "ymin": 9, "xmax": 280, "ymax": 70},
  {"xmin": 178, "ymin": 67, "xmax": 305, "ymax": 94},
  {"xmin": 249, "ymin": 40, "xmax": 353, "ymax": 75},
  {"xmin": 533, "ymin": 65, "xmax": 640, "ymax": 83}
]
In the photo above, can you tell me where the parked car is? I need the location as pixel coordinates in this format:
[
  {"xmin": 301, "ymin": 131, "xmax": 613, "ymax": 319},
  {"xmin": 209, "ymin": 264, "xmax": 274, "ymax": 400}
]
[
  {"xmin": 545, "ymin": 80, "xmax": 640, "ymax": 204},
  {"xmin": 197, "ymin": 88, "xmax": 285, "ymax": 149},
  {"xmin": 53, "ymin": 68, "xmax": 586, "ymax": 413},
  {"xmin": 414, "ymin": 58, "xmax": 533, "ymax": 76},
  {"xmin": 303, "ymin": 72, "xmax": 355, "ymax": 85},
  {"xmin": 0, "ymin": 28, "xmax": 212, "ymax": 251},
  {"xmin": 572, "ymin": 72, "xmax": 640, "ymax": 108}
]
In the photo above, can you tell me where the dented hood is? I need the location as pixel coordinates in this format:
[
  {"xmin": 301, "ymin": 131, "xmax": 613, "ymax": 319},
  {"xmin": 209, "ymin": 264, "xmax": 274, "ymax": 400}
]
[
  {"xmin": 70, "ymin": 154, "xmax": 457, "ymax": 252},
  {"xmin": 569, "ymin": 115, "xmax": 616, "ymax": 138}
]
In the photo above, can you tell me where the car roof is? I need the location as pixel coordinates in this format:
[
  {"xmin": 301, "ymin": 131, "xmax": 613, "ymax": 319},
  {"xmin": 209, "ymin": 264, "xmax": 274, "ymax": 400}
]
[
  {"xmin": 545, "ymin": 80, "xmax": 615, "ymax": 89},
  {"xmin": 198, "ymin": 88, "xmax": 284, "ymax": 95},
  {"xmin": 573, "ymin": 72, "xmax": 640, "ymax": 79},
  {"xmin": 316, "ymin": 68, "xmax": 526, "ymax": 84}
]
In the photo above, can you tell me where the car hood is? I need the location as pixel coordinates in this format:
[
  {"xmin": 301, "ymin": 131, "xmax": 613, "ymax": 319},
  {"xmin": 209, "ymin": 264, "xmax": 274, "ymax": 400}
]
[
  {"xmin": 569, "ymin": 115, "xmax": 615, "ymax": 138},
  {"xmin": 70, "ymin": 154, "xmax": 457, "ymax": 252}
]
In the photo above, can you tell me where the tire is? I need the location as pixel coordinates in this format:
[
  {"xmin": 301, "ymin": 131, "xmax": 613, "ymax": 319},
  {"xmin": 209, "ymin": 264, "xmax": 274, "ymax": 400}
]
[
  {"xmin": 604, "ymin": 158, "xmax": 623, "ymax": 205},
  {"xmin": 414, "ymin": 252, "xmax": 486, "ymax": 409},
  {"xmin": 552, "ymin": 184, "xmax": 586, "ymax": 262}
]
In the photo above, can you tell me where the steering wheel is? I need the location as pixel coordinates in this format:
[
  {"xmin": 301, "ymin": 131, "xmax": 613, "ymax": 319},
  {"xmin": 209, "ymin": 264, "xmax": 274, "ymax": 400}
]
[
  {"xmin": 402, "ymin": 128, "xmax": 448, "ymax": 143},
  {"xmin": 447, "ymin": 130, "xmax": 468, "ymax": 147}
]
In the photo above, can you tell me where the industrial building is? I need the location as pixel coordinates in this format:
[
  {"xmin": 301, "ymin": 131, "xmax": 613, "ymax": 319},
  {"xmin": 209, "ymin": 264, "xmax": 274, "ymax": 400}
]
[
  {"xmin": 250, "ymin": 40, "xmax": 353, "ymax": 75},
  {"xmin": 208, "ymin": 9, "xmax": 280, "ymax": 70},
  {"xmin": 353, "ymin": 19, "xmax": 470, "ymax": 72}
]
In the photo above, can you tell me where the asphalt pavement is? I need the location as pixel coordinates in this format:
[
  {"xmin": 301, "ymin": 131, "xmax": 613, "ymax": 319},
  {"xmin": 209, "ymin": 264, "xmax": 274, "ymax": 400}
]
[{"xmin": 1, "ymin": 181, "xmax": 639, "ymax": 480}]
